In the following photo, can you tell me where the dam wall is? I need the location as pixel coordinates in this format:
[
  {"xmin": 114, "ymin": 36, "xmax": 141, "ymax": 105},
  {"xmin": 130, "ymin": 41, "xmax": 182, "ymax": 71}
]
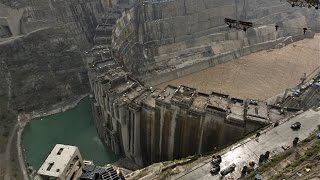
[
  {"xmin": 87, "ymin": 0, "xmax": 317, "ymax": 167},
  {"xmin": 87, "ymin": 49, "xmax": 289, "ymax": 166}
]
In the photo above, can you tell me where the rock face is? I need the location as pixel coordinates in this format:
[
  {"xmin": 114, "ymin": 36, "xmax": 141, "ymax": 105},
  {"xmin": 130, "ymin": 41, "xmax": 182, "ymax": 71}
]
[
  {"xmin": 0, "ymin": 27, "xmax": 89, "ymax": 112},
  {"xmin": 0, "ymin": 0, "xmax": 116, "ymax": 43},
  {"xmin": 112, "ymin": 0, "xmax": 320, "ymax": 85},
  {"xmin": 0, "ymin": 3, "xmax": 24, "ymax": 37}
]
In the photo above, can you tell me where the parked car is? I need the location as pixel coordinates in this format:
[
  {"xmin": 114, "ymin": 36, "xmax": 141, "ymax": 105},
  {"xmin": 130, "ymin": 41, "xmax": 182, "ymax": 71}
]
[
  {"xmin": 210, "ymin": 165, "xmax": 220, "ymax": 175},
  {"xmin": 293, "ymin": 137, "xmax": 299, "ymax": 146},
  {"xmin": 314, "ymin": 82, "xmax": 320, "ymax": 87},
  {"xmin": 258, "ymin": 154, "xmax": 265, "ymax": 164},
  {"xmin": 220, "ymin": 163, "xmax": 236, "ymax": 176},
  {"xmin": 241, "ymin": 165, "xmax": 248, "ymax": 175},
  {"xmin": 211, "ymin": 155, "xmax": 222, "ymax": 165},
  {"xmin": 292, "ymin": 89, "xmax": 301, "ymax": 97},
  {"xmin": 291, "ymin": 122, "xmax": 301, "ymax": 130}
]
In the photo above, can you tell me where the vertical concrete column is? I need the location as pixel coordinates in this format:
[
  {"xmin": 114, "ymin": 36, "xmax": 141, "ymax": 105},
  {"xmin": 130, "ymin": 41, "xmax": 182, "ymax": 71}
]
[
  {"xmin": 113, "ymin": 103, "xmax": 118, "ymax": 120},
  {"xmin": 108, "ymin": 99, "xmax": 112, "ymax": 114},
  {"xmin": 95, "ymin": 83, "xmax": 99, "ymax": 103},
  {"xmin": 99, "ymin": 85, "xmax": 104, "ymax": 106},
  {"xmin": 151, "ymin": 102, "xmax": 160, "ymax": 163},
  {"xmin": 130, "ymin": 110, "xmax": 134, "ymax": 154},
  {"xmin": 93, "ymin": 82, "xmax": 98, "ymax": 99},
  {"xmin": 97, "ymin": 83, "xmax": 102, "ymax": 105},
  {"xmin": 167, "ymin": 107, "xmax": 177, "ymax": 160},
  {"xmin": 106, "ymin": 96, "xmax": 110, "ymax": 113},
  {"xmin": 95, "ymin": 83, "xmax": 99, "ymax": 102},
  {"xmin": 197, "ymin": 115, "xmax": 205, "ymax": 154},
  {"xmin": 109, "ymin": 101, "xmax": 113, "ymax": 117},
  {"xmin": 134, "ymin": 110, "xmax": 143, "ymax": 165},
  {"xmin": 121, "ymin": 109, "xmax": 130, "ymax": 156},
  {"xmin": 158, "ymin": 105, "xmax": 165, "ymax": 160},
  {"xmin": 103, "ymin": 97, "xmax": 109, "ymax": 124},
  {"xmin": 111, "ymin": 101, "xmax": 117, "ymax": 131},
  {"xmin": 104, "ymin": 95, "xmax": 108, "ymax": 111},
  {"xmin": 116, "ymin": 106, "xmax": 129, "ymax": 157},
  {"xmin": 119, "ymin": 106, "xmax": 126, "ymax": 125}
]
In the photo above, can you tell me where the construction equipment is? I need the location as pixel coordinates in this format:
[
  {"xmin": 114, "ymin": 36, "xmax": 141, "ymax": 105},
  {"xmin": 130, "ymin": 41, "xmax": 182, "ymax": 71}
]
[
  {"xmin": 224, "ymin": 18, "xmax": 253, "ymax": 31},
  {"xmin": 285, "ymin": 0, "xmax": 320, "ymax": 9},
  {"xmin": 220, "ymin": 163, "xmax": 236, "ymax": 176}
]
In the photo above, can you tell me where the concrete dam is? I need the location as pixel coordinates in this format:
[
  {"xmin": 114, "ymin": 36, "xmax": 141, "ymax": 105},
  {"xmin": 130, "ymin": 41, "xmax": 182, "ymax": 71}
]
[{"xmin": 86, "ymin": 0, "xmax": 320, "ymax": 167}]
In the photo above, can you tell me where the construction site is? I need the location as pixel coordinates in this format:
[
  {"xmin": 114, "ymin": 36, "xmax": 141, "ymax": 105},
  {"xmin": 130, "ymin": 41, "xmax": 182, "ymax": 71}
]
[
  {"xmin": 84, "ymin": 0, "xmax": 320, "ymax": 179},
  {"xmin": 0, "ymin": 0, "xmax": 320, "ymax": 179}
]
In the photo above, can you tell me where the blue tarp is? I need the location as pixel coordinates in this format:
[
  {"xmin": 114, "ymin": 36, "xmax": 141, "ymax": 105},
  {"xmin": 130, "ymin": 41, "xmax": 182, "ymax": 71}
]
[{"xmin": 255, "ymin": 173, "xmax": 262, "ymax": 180}]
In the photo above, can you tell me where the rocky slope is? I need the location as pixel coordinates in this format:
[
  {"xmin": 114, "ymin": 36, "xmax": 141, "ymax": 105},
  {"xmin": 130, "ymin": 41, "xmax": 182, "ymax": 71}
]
[
  {"xmin": 0, "ymin": 27, "xmax": 89, "ymax": 151},
  {"xmin": 0, "ymin": 27, "xmax": 89, "ymax": 112}
]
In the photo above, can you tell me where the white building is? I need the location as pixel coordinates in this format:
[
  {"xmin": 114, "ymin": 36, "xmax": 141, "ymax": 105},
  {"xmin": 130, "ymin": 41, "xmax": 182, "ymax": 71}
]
[{"xmin": 37, "ymin": 144, "xmax": 84, "ymax": 180}]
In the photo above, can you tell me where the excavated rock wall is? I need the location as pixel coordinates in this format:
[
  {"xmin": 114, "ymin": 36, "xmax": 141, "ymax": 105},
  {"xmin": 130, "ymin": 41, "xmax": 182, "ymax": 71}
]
[
  {"xmin": 0, "ymin": 3, "xmax": 24, "ymax": 37},
  {"xmin": 112, "ymin": 0, "xmax": 320, "ymax": 84},
  {"xmin": 0, "ymin": 0, "xmax": 113, "ymax": 45}
]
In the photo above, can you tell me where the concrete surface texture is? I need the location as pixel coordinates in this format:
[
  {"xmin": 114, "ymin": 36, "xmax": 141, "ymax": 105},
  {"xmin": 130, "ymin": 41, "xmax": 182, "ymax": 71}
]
[
  {"xmin": 156, "ymin": 34, "xmax": 320, "ymax": 101},
  {"xmin": 37, "ymin": 144, "xmax": 83, "ymax": 179},
  {"xmin": 112, "ymin": 0, "xmax": 320, "ymax": 79},
  {"xmin": 174, "ymin": 109, "xmax": 320, "ymax": 180},
  {"xmin": 88, "ymin": 48, "xmax": 296, "ymax": 167}
]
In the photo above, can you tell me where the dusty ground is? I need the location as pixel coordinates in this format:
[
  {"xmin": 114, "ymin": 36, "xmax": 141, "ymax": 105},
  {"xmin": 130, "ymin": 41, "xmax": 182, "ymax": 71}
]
[{"xmin": 156, "ymin": 35, "xmax": 320, "ymax": 100}]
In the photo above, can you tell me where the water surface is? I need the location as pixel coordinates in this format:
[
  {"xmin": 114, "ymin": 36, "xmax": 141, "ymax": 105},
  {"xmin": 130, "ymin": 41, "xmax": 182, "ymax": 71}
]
[{"xmin": 22, "ymin": 97, "xmax": 119, "ymax": 170}]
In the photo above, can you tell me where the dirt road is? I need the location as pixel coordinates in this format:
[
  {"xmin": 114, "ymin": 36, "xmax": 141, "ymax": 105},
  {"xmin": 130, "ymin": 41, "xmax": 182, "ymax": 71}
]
[
  {"xmin": 2, "ymin": 124, "xmax": 18, "ymax": 180},
  {"xmin": 156, "ymin": 35, "xmax": 320, "ymax": 100}
]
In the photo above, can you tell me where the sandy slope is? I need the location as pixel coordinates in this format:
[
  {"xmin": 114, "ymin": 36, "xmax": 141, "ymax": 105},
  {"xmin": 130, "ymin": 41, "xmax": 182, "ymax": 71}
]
[{"xmin": 156, "ymin": 34, "xmax": 320, "ymax": 100}]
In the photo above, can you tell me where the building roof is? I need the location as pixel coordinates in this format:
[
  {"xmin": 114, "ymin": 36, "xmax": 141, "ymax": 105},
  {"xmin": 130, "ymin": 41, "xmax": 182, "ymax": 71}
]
[
  {"xmin": 157, "ymin": 85, "xmax": 178, "ymax": 103},
  {"xmin": 80, "ymin": 165, "xmax": 120, "ymax": 180},
  {"xmin": 37, "ymin": 144, "xmax": 79, "ymax": 177},
  {"xmin": 171, "ymin": 85, "xmax": 196, "ymax": 106}
]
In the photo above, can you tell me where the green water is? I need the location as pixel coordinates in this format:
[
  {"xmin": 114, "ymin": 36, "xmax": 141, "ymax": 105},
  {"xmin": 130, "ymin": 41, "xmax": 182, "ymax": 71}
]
[{"xmin": 22, "ymin": 97, "xmax": 119, "ymax": 170}]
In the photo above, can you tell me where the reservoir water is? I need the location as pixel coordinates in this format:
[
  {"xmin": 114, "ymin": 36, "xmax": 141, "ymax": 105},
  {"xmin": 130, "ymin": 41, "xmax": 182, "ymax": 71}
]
[{"xmin": 22, "ymin": 97, "xmax": 119, "ymax": 171}]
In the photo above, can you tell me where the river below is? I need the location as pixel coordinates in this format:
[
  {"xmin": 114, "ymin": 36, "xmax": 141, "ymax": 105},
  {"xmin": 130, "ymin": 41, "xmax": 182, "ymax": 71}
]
[{"xmin": 22, "ymin": 97, "xmax": 119, "ymax": 171}]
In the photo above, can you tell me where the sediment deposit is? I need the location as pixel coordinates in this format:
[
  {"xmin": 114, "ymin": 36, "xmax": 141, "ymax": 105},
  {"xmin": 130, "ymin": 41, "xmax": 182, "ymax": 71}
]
[{"xmin": 156, "ymin": 35, "xmax": 320, "ymax": 100}]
